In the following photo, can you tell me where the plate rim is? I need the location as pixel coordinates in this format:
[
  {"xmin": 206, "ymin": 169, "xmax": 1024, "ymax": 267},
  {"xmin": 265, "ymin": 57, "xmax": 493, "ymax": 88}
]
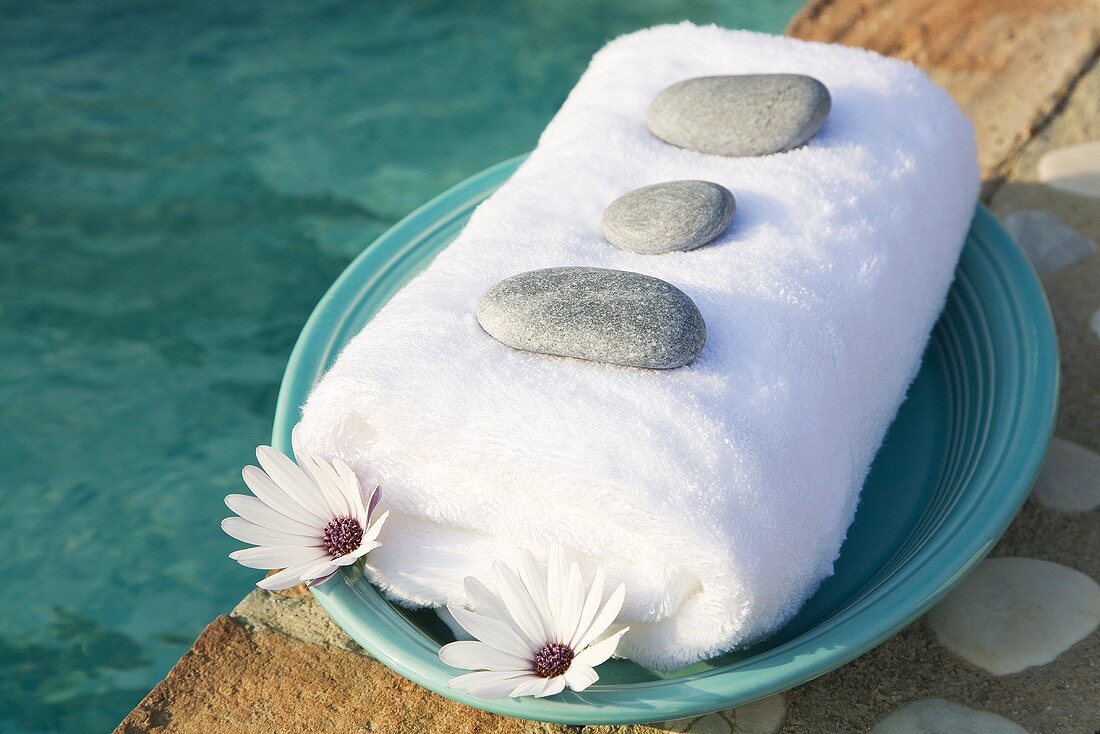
[{"xmin": 272, "ymin": 155, "xmax": 1059, "ymax": 724}]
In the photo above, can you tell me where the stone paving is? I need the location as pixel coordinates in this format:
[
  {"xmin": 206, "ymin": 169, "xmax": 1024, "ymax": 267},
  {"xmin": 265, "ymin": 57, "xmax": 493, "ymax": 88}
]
[{"xmin": 117, "ymin": 1, "xmax": 1100, "ymax": 731}]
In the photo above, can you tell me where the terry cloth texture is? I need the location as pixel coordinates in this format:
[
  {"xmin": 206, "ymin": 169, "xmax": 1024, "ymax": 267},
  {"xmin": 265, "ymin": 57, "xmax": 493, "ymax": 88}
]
[{"xmin": 297, "ymin": 23, "xmax": 979, "ymax": 671}]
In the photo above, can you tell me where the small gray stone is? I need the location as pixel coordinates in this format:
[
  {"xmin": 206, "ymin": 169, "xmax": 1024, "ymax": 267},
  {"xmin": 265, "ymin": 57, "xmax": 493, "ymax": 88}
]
[
  {"xmin": 477, "ymin": 267, "xmax": 706, "ymax": 369},
  {"xmin": 648, "ymin": 74, "xmax": 831, "ymax": 157},
  {"xmin": 602, "ymin": 180, "xmax": 735, "ymax": 254}
]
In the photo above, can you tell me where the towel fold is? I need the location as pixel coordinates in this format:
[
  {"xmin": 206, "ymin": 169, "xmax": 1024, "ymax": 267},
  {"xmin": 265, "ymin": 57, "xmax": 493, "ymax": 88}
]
[{"xmin": 297, "ymin": 23, "xmax": 979, "ymax": 671}]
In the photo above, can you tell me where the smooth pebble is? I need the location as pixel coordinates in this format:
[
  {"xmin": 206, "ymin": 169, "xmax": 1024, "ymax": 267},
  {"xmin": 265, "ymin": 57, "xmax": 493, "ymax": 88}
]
[
  {"xmin": 1032, "ymin": 437, "xmax": 1100, "ymax": 512},
  {"xmin": 871, "ymin": 698, "xmax": 1029, "ymax": 734},
  {"xmin": 648, "ymin": 74, "xmax": 830, "ymax": 157},
  {"xmin": 926, "ymin": 557, "xmax": 1100, "ymax": 675},
  {"xmin": 477, "ymin": 267, "xmax": 706, "ymax": 369},
  {"xmin": 602, "ymin": 180, "xmax": 735, "ymax": 254},
  {"xmin": 1037, "ymin": 140, "xmax": 1100, "ymax": 198},
  {"xmin": 729, "ymin": 694, "xmax": 787, "ymax": 733},
  {"xmin": 656, "ymin": 694, "xmax": 786, "ymax": 734},
  {"xmin": 1002, "ymin": 209, "xmax": 1095, "ymax": 273}
]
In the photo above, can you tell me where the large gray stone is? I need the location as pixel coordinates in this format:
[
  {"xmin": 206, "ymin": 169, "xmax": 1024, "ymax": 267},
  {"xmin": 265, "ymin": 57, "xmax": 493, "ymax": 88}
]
[
  {"xmin": 602, "ymin": 180, "xmax": 735, "ymax": 254},
  {"xmin": 477, "ymin": 267, "xmax": 706, "ymax": 369},
  {"xmin": 648, "ymin": 74, "xmax": 831, "ymax": 157}
]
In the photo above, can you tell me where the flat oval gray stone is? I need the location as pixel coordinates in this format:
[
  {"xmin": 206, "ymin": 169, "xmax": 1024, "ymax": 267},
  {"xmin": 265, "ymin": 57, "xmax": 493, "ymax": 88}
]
[
  {"xmin": 648, "ymin": 74, "xmax": 831, "ymax": 157},
  {"xmin": 477, "ymin": 267, "xmax": 706, "ymax": 369},
  {"xmin": 602, "ymin": 180, "xmax": 735, "ymax": 254}
]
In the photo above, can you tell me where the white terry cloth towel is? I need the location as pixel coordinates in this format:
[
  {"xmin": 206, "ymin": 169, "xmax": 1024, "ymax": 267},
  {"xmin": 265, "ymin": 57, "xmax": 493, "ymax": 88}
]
[{"xmin": 297, "ymin": 23, "xmax": 979, "ymax": 672}]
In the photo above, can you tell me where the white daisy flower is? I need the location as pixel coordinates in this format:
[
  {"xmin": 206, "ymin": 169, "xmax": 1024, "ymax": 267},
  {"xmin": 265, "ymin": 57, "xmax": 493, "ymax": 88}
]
[
  {"xmin": 439, "ymin": 545, "xmax": 628, "ymax": 699},
  {"xmin": 221, "ymin": 427, "xmax": 388, "ymax": 590}
]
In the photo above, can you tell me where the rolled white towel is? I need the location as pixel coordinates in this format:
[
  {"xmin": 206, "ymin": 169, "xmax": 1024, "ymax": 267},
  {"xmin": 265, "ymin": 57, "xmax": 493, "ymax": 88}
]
[{"xmin": 297, "ymin": 22, "xmax": 979, "ymax": 671}]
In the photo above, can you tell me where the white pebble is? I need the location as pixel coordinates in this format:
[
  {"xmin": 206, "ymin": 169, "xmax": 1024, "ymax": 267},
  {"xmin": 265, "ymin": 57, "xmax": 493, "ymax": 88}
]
[
  {"xmin": 654, "ymin": 694, "xmax": 786, "ymax": 734},
  {"xmin": 1032, "ymin": 437, "xmax": 1100, "ymax": 511},
  {"xmin": 927, "ymin": 557, "xmax": 1100, "ymax": 675},
  {"xmin": 728, "ymin": 694, "xmax": 787, "ymax": 733},
  {"xmin": 687, "ymin": 713, "xmax": 732, "ymax": 734},
  {"xmin": 1038, "ymin": 141, "xmax": 1100, "ymax": 198},
  {"xmin": 1002, "ymin": 210, "xmax": 1095, "ymax": 273},
  {"xmin": 871, "ymin": 698, "xmax": 1029, "ymax": 733}
]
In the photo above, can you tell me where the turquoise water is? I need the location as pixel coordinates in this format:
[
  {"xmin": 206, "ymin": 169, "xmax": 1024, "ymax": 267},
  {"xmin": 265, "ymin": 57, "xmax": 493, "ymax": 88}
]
[{"xmin": 0, "ymin": 2, "xmax": 800, "ymax": 731}]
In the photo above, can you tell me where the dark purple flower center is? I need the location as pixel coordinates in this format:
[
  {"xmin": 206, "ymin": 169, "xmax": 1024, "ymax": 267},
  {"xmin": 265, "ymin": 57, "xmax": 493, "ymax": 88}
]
[
  {"xmin": 532, "ymin": 642, "xmax": 574, "ymax": 678},
  {"xmin": 321, "ymin": 516, "xmax": 363, "ymax": 558}
]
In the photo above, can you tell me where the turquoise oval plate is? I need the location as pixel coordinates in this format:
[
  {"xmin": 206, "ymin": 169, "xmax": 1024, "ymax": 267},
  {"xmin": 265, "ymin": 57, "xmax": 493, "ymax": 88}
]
[{"xmin": 273, "ymin": 156, "xmax": 1059, "ymax": 725}]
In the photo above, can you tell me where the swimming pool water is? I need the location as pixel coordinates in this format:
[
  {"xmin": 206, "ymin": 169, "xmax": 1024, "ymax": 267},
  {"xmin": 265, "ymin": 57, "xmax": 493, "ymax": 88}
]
[{"xmin": 0, "ymin": 1, "xmax": 801, "ymax": 731}]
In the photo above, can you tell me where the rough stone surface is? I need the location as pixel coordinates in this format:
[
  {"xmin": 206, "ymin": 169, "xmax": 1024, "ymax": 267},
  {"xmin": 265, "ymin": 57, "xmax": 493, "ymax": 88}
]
[
  {"xmin": 925, "ymin": 557, "xmax": 1100, "ymax": 675},
  {"xmin": 1038, "ymin": 140, "xmax": 1100, "ymax": 198},
  {"xmin": 114, "ymin": 615, "xmax": 551, "ymax": 734},
  {"xmin": 121, "ymin": 7, "xmax": 1100, "ymax": 734},
  {"xmin": 870, "ymin": 698, "xmax": 1029, "ymax": 734},
  {"xmin": 1031, "ymin": 436, "xmax": 1100, "ymax": 512},
  {"xmin": 988, "ymin": 57, "xmax": 1100, "ymax": 456},
  {"xmin": 1002, "ymin": 210, "xmax": 1095, "ymax": 273},
  {"xmin": 788, "ymin": 0, "xmax": 1100, "ymax": 186},
  {"xmin": 232, "ymin": 588, "xmax": 362, "ymax": 652},
  {"xmin": 647, "ymin": 75, "xmax": 830, "ymax": 157},
  {"xmin": 477, "ymin": 267, "xmax": 706, "ymax": 369},
  {"xmin": 602, "ymin": 181, "xmax": 735, "ymax": 254}
]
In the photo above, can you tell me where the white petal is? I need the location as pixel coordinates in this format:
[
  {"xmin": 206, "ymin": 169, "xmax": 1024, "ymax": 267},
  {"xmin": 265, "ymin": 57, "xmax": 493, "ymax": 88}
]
[
  {"xmin": 229, "ymin": 544, "xmax": 328, "ymax": 570},
  {"xmin": 225, "ymin": 494, "xmax": 321, "ymax": 535},
  {"xmin": 364, "ymin": 484, "xmax": 381, "ymax": 521},
  {"xmin": 255, "ymin": 445, "xmax": 330, "ymax": 520},
  {"xmin": 569, "ymin": 565, "xmax": 605, "ymax": 649},
  {"xmin": 493, "ymin": 561, "xmax": 549, "ymax": 648},
  {"xmin": 517, "ymin": 550, "xmax": 554, "ymax": 641},
  {"xmin": 299, "ymin": 451, "xmax": 350, "ymax": 520},
  {"xmin": 447, "ymin": 670, "xmax": 530, "ymax": 699},
  {"xmin": 562, "ymin": 663, "xmax": 599, "ymax": 692},
  {"xmin": 532, "ymin": 676, "xmax": 566, "ymax": 698},
  {"xmin": 339, "ymin": 540, "xmax": 381, "ymax": 564},
  {"xmin": 464, "ymin": 577, "xmax": 511, "ymax": 622},
  {"xmin": 557, "ymin": 561, "xmax": 585, "ymax": 647},
  {"xmin": 221, "ymin": 517, "xmax": 317, "ymax": 548},
  {"xmin": 297, "ymin": 560, "xmax": 338, "ymax": 583},
  {"xmin": 573, "ymin": 628, "xmax": 628, "ymax": 668},
  {"xmin": 448, "ymin": 605, "xmax": 535, "ymax": 658},
  {"xmin": 256, "ymin": 561, "xmax": 321, "ymax": 590},
  {"xmin": 543, "ymin": 545, "xmax": 563, "ymax": 616},
  {"xmin": 290, "ymin": 425, "xmax": 338, "ymax": 510},
  {"xmin": 305, "ymin": 569, "xmax": 338, "ymax": 588},
  {"xmin": 242, "ymin": 465, "xmax": 324, "ymax": 525},
  {"xmin": 439, "ymin": 641, "xmax": 531, "ymax": 672},
  {"xmin": 332, "ymin": 458, "xmax": 364, "ymax": 518},
  {"xmin": 290, "ymin": 422, "xmax": 310, "ymax": 459},
  {"xmin": 508, "ymin": 676, "xmax": 556, "ymax": 698},
  {"xmin": 290, "ymin": 425, "xmax": 344, "ymax": 496},
  {"xmin": 574, "ymin": 583, "xmax": 626, "ymax": 651},
  {"xmin": 361, "ymin": 510, "xmax": 389, "ymax": 544}
]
